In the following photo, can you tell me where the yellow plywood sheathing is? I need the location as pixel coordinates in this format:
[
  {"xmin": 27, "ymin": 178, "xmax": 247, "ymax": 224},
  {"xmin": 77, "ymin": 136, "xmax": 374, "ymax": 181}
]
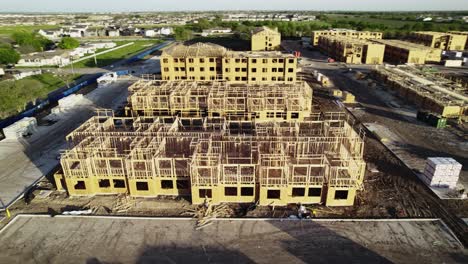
[
  {"xmin": 311, "ymin": 30, "xmax": 383, "ymax": 46},
  {"xmin": 58, "ymin": 81, "xmax": 367, "ymax": 207},
  {"xmin": 317, "ymin": 35, "xmax": 385, "ymax": 64},
  {"xmin": 251, "ymin": 26, "xmax": 281, "ymax": 51},
  {"xmin": 410, "ymin": 31, "xmax": 467, "ymax": 51},
  {"xmin": 160, "ymin": 42, "xmax": 297, "ymax": 83}
]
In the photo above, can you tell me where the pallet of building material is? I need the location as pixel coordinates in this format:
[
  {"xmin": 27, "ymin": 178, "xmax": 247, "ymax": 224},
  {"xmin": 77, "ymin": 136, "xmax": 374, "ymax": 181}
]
[{"xmin": 423, "ymin": 157, "xmax": 462, "ymax": 189}]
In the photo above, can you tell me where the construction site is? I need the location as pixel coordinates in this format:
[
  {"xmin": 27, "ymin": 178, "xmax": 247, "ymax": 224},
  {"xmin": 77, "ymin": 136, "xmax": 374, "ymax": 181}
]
[
  {"xmin": 53, "ymin": 80, "xmax": 366, "ymax": 207},
  {"xmin": 311, "ymin": 29, "xmax": 383, "ymax": 46},
  {"xmin": 317, "ymin": 35, "xmax": 385, "ymax": 64},
  {"xmin": 2, "ymin": 27, "xmax": 468, "ymax": 262},
  {"xmin": 371, "ymin": 65, "xmax": 468, "ymax": 118}
]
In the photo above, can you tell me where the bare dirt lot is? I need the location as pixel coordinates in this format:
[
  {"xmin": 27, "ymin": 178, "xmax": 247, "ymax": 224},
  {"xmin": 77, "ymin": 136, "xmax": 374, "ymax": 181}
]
[{"xmin": 0, "ymin": 215, "xmax": 466, "ymax": 264}]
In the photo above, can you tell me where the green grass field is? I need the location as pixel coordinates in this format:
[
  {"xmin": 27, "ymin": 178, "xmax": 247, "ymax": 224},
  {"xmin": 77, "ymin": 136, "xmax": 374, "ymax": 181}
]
[
  {"xmin": 0, "ymin": 25, "xmax": 59, "ymax": 36},
  {"xmin": 0, "ymin": 73, "xmax": 79, "ymax": 119},
  {"xmin": 69, "ymin": 40, "xmax": 162, "ymax": 68}
]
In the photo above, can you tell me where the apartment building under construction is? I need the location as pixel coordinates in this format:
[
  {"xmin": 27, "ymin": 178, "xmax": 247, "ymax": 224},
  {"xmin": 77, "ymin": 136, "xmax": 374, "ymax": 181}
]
[
  {"xmin": 251, "ymin": 26, "xmax": 281, "ymax": 51},
  {"xmin": 127, "ymin": 80, "xmax": 312, "ymax": 121},
  {"xmin": 160, "ymin": 43, "xmax": 297, "ymax": 83},
  {"xmin": 448, "ymin": 31, "xmax": 468, "ymax": 50},
  {"xmin": 55, "ymin": 80, "xmax": 367, "ymax": 207},
  {"xmin": 317, "ymin": 35, "xmax": 385, "ymax": 64},
  {"xmin": 372, "ymin": 66, "xmax": 468, "ymax": 118},
  {"xmin": 410, "ymin": 31, "xmax": 467, "ymax": 51},
  {"xmin": 311, "ymin": 30, "xmax": 383, "ymax": 46},
  {"xmin": 372, "ymin": 39, "xmax": 442, "ymax": 64}
]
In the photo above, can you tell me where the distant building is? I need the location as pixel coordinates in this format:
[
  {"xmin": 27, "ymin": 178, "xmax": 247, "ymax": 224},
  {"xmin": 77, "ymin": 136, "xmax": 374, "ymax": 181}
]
[
  {"xmin": 448, "ymin": 31, "xmax": 468, "ymax": 50},
  {"xmin": 251, "ymin": 26, "xmax": 281, "ymax": 51},
  {"xmin": 144, "ymin": 27, "xmax": 173, "ymax": 37},
  {"xmin": 311, "ymin": 30, "xmax": 383, "ymax": 46},
  {"xmin": 106, "ymin": 28, "xmax": 120, "ymax": 37},
  {"xmin": 318, "ymin": 36, "xmax": 385, "ymax": 64},
  {"xmin": 160, "ymin": 42, "xmax": 297, "ymax": 83},
  {"xmin": 17, "ymin": 50, "xmax": 71, "ymax": 67},
  {"xmin": 201, "ymin": 28, "xmax": 232, "ymax": 36},
  {"xmin": 38, "ymin": 29, "xmax": 63, "ymax": 40},
  {"xmin": 410, "ymin": 31, "xmax": 467, "ymax": 51},
  {"xmin": 144, "ymin": 29, "xmax": 158, "ymax": 37},
  {"xmin": 88, "ymin": 42, "xmax": 117, "ymax": 49},
  {"xmin": 372, "ymin": 39, "xmax": 442, "ymax": 65}
]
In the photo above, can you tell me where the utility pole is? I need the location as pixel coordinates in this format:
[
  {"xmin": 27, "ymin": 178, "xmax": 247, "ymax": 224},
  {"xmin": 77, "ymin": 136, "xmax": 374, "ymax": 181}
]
[
  {"xmin": 94, "ymin": 51, "xmax": 98, "ymax": 66},
  {"xmin": 70, "ymin": 56, "xmax": 75, "ymax": 76}
]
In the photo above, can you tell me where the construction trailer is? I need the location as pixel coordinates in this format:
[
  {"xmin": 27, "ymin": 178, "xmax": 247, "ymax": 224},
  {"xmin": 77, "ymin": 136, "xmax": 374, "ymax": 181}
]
[
  {"xmin": 160, "ymin": 42, "xmax": 297, "ymax": 83},
  {"xmin": 55, "ymin": 81, "xmax": 367, "ymax": 207},
  {"xmin": 410, "ymin": 31, "xmax": 467, "ymax": 51},
  {"xmin": 317, "ymin": 35, "xmax": 385, "ymax": 64},
  {"xmin": 371, "ymin": 39, "xmax": 442, "ymax": 65},
  {"xmin": 311, "ymin": 30, "xmax": 383, "ymax": 46},
  {"xmin": 251, "ymin": 26, "xmax": 281, "ymax": 51},
  {"xmin": 372, "ymin": 65, "xmax": 468, "ymax": 118}
]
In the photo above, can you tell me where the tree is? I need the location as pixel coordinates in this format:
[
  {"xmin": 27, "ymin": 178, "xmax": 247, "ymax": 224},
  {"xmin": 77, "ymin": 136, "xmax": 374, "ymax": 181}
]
[
  {"xmin": 58, "ymin": 37, "xmax": 80, "ymax": 49},
  {"xmin": 0, "ymin": 47, "xmax": 20, "ymax": 65},
  {"xmin": 173, "ymin": 27, "xmax": 193, "ymax": 41},
  {"xmin": 11, "ymin": 30, "xmax": 52, "ymax": 52}
]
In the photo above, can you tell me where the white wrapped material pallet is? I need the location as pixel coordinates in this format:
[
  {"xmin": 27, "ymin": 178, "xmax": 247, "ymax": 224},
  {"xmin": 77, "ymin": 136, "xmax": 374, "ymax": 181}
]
[
  {"xmin": 423, "ymin": 157, "xmax": 462, "ymax": 189},
  {"xmin": 3, "ymin": 117, "xmax": 38, "ymax": 140}
]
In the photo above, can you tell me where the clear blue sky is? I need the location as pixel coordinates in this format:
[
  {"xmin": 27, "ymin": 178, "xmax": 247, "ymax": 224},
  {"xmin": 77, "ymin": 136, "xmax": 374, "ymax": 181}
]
[{"xmin": 1, "ymin": 0, "xmax": 467, "ymax": 12}]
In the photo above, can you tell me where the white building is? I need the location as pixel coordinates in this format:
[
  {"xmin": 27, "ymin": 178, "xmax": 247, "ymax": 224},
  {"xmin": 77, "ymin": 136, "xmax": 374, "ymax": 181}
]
[
  {"xmin": 201, "ymin": 28, "xmax": 232, "ymax": 36},
  {"xmin": 88, "ymin": 42, "xmax": 116, "ymax": 49},
  {"xmin": 160, "ymin": 27, "xmax": 173, "ymax": 36},
  {"xmin": 38, "ymin": 29, "xmax": 63, "ymax": 40},
  {"xmin": 69, "ymin": 45, "xmax": 96, "ymax": 58},
  {"xmin": 17, "ymin": 50, "xmax": 71, "ymax": 67},
  {"xmin": 144, "ymin": 27, "xmax": 173, "ymax": 37},
  {"xmin": 144, "ymin": 29, "xmax": 158, "ymax": 37},
  {"xmin": 107, "ymin": 29, "xmax": 120, "ymax": 37}
]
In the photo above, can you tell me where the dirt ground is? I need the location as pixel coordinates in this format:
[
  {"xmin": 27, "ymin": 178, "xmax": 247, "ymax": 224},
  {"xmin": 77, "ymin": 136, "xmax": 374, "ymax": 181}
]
[{"xmin": 0, "ymin": 216, "xmax": 466, "ymax": 264}]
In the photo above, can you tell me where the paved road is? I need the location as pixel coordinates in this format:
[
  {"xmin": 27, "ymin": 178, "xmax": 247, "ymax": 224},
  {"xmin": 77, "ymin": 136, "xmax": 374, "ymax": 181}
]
[{"xmin": 0, "ymin": 41, "xmax": 171, "ymax": 210}]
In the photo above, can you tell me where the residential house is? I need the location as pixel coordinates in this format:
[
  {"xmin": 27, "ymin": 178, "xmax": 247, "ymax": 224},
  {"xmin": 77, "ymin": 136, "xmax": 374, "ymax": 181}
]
[{"xmin": 16, "ymin": 50, "xmax": 71, "ymax": 67}]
